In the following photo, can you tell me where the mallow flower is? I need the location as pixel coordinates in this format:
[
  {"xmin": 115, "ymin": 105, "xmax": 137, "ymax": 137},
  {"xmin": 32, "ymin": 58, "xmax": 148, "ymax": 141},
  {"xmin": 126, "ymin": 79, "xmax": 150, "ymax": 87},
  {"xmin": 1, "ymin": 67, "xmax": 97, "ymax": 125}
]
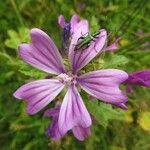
[
  {"xmin": 44, "ymin": 105, "xmax": 91, "ymax": 141},
  {"xmin": 13, "ymin": 15, "xmax": 128, "ymax": 137}
]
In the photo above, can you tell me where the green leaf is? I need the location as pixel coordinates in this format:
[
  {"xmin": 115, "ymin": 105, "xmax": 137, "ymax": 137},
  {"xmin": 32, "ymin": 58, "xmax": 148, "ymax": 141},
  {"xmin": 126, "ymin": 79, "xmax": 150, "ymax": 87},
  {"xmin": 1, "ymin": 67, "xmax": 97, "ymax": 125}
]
[
  {"xmin": 5, "ymin": 27, "xmax": 30, "ymax": 50},
  {"xmin": 103, "ymin": 54, "xmax": 129, "ymax": 68},
  {"xmin": 85, "ymin": 99, "xmax": 125, "ymax": 128},
  {"xmin": 18, "ymin": 61, "xmax": 47, "ymax": 79},
  {"xmin": 0, "ymin": 52, "xmax": 12, "ymax": 62},
  {"xmin": 19, "ymin": 69, "xmax": 46, "ymax": 79},
  {"xmin": 0, "ymin": 55, "xmax": 46, "ymax": 79},
  {"xmin": 18, "ymin": 27, "xmax": 30, "ymax": 42}
]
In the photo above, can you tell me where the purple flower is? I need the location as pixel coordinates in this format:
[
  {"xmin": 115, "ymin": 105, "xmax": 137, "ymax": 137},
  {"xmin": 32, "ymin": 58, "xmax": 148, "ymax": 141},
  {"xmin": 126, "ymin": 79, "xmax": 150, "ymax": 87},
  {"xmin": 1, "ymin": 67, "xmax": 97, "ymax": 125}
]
[
  {"xmin": 13, "ymin": 15, "xmax": 128, "ymax": 138},
  {"xmin": 44, "ymin": 105, "xmax": 91, "ymax": 141},
  {"xmin": 58, "ymin": 15, "xmax": 72, "ymax": 54},
  {"xmin": 104, "ymin": 42, "xmax": 118, "ymax": 51},
  {"xmin": 125, "ymin": 70, "xmax": 150, "ymax": 87},
  {"xmin": 103, "ymin": 38, "xmax": 120, "ymax": 52}
]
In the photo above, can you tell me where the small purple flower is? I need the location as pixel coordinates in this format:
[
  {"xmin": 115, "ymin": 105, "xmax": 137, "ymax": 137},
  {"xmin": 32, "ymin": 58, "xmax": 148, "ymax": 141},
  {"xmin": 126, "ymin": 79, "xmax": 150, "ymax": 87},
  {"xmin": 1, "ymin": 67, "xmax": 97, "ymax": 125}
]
[
  {"xmin": 104, "ymin": 42, "xmax": 118, "ymax": 51},
  {"xmin": 13, "ymin": 15, "xmax": 128, "ymax": 139},
  {"xmin": 103, "ymin": 38, "xmax": 120, "ymax": 52},
  {"xmin": 125, "ymin": 70, "xmax": 150, "ymax": 87},
  {"xmin": 58, "ymin": 15, "xmax": 71, "ymax": 54},
  {"xmin": 44, "ymin": 105, "xmax": 91, "ymax": 141},
  {"xmin": 58, "ymin": 15, "xmax": 80, "ymax": 54}
]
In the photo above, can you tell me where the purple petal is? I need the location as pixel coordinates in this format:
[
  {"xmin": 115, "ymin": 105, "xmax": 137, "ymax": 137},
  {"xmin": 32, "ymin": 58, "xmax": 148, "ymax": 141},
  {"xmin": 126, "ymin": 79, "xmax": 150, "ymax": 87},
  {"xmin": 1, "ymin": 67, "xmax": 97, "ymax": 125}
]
[
  {"xmin": 58, "ymin": 14, "xmax": 79, "ymax": 30},
  {"xmin": 46, "ymin": 117, "xmax": 62, "ymax": 141},
  {"xmin": 19, "ymin": 28, "xmax": 65, "ymax": 75},
  {"xmin": 69, "ymin": 19, "xmax": 89, "ymax": 46},
  {"xmin": 58, "ymin": 15, "xmax": 66, "ymax": 28},
  {"xmin": 125, "ymin": 70, "xmax": 150, "ymax": 87},
  {"xmin": 58, "ymin": 85, "xmax": 91, "ymax": 135},
  {"xmin": 103, "ymin": 42, "xmax": 118, "ymax": 51},
  {"xmin": 44, "ymin": 106, "xmax": 63, "ymax": 141},
  {"xmin": 113, "ymin": 103, "xmax": 128, "ymax": 109},
  {"xmin": 72, "ymin": 126, "xmax": 91, "ymax": 141},
  {"xmin": 103, "ymin": 38, "xmax": 120, "ymax": 52},
  {"xmin": 69, "ymin": 28, "xmax": 107, "ymax": 73},
  {"xmin": 78, "ymin": 69, "xmax": 128, "ymax": 103},
  {"xmin": 13, "ymin": 79, "xmax": 64, "ymax": 115},
  {"xmin": 44, "ymin": 105, "xmax": 60, "ymax": 117},
  {"xmin": 44, "ymin": 105, "xmax": 91, "ymax": 141},
  {"xmin": 68, "ymin": 20, "xmax": 89, "ymax": 71},
  {"xmin": 70, "ymin": 14, "xmax": 80, "ymax": 33}
]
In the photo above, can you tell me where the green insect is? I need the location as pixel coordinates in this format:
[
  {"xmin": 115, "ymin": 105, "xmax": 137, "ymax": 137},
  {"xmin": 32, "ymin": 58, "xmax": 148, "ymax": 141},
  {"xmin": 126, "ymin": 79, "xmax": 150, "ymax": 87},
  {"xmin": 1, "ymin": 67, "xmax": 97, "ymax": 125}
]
[{"xmin": 74, "ymin": 30, "xmax": 100, "ymax": 51}]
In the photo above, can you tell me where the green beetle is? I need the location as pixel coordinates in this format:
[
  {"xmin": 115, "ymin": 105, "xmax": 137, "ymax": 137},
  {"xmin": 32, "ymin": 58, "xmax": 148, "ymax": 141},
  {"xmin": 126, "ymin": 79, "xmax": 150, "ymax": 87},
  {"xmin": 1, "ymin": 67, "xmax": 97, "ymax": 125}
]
[{"xmin": 74, "ymin": 30, "xmax": 100, "ymax": 51}]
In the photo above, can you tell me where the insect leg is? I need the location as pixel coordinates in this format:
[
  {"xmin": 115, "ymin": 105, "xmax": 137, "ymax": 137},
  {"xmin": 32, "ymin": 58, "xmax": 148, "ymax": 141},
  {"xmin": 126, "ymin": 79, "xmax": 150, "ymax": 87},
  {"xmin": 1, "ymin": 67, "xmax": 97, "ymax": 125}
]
[
  {"xmin": 77, "ymin": 36, "xmax": 85, "ymax": 41},
  {"xmin": 92, "ymin": 39, "xmax": 96, "ymax": 42},
  {"xmin": 81, "ymin": 32, "xmax": 89, "ymax": 37},
  {"xmin": 95, "ymin": 35, "xmax": 99, "ymax": 39}
]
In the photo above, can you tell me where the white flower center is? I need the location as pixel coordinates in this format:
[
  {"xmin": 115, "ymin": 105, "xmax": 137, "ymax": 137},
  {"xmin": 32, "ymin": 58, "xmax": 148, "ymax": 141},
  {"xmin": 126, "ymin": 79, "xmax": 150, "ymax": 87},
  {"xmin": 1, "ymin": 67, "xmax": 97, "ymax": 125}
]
[{"xmin": 58, "ymin": 73, "xmax": 77, "ymax": 85}]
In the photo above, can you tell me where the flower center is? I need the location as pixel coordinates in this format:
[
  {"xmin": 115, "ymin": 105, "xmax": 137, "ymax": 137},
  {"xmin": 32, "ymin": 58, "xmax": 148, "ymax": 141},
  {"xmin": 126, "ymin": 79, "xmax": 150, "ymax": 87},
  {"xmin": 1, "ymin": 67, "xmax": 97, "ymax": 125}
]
[{"xmin": 58, "ymin": 73, "xmax": 77, "ymax": 86}]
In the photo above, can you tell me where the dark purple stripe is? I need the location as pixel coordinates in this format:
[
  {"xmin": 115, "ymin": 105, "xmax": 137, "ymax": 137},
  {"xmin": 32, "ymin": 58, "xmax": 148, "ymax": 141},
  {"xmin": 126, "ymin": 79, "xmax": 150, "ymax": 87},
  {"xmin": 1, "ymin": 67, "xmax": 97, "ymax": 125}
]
[
  {"xmin": 33, "ymin": 44, "xmax": 59, "ymax": 69},
  {"xmin": 80, "ymin": 80, "xmax": 111, "ymax": 87},
  {"xmin": 30, "ymin": 85, "xmax": 62, "ymax": 108},
  {"xmin": 82, "ymin": 83, "xmax": 116, "ymax": 95},
  {"xmin": 28, "ymin": 51, "xmax": 56, "ymax": 71}
]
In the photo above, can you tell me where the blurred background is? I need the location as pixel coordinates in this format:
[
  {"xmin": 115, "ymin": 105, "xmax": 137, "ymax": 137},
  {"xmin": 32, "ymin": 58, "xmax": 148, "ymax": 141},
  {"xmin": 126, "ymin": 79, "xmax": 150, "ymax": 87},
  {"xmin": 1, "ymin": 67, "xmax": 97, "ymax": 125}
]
[{"xmin": 0, "ymin": 0, "xmax": 150, "ymax": 149}]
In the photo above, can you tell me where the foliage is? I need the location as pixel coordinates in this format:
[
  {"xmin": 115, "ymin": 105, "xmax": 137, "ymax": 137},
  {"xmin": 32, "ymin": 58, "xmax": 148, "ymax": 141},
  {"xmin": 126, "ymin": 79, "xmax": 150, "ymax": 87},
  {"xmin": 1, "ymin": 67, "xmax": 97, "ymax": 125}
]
[{"xmin": 86, "ymin": 100, "xmax": 125, "ymax": 128}]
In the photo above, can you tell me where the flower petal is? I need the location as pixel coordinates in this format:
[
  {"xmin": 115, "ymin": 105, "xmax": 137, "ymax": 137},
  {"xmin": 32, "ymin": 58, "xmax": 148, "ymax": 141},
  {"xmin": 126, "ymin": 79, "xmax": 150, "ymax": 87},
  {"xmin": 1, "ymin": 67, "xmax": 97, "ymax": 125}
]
[
  {"xmin": 44, "ymin": 105, "xmax": 91, "ymax": 141},
  {"xmin": 125, "ymin": 70, "xmax": 150, "ymax": 87},
  {"xmin": 13, "ymin": 79, "xmax": 64, "ymax": 115},
  {"xmin": 103, "ymin": 42, "xmax": 118, "ymax": 51},
  {"xmin": 44, "ymin": 106, "xmax": 63, "ymax": 141},
  {"xmin": 58, "ymin": 15, "xmax": 65, "ymax": 28},
  {"xmin": 68, "ymin": 20, "xmax": 89, "ymax": 71},
  {"xmin": 46, "ymin": 116, "xmax": 62, "ymax": 141},
  {"xmin": 113, "ymin": 102, "xmax": 128, "ymax": 109},
  {"xmin": 70, "ymin": 14, "xmax": 80, "ymax": 33},
  {"xmin": 69, "ymin": 28, "xmax": 107, "ymax": 73},
  {"xmin": 44, "ymin": 105, "xmax": 60, "ymax": 117},
  {"xmin": 19, "ymin": 28, "xmax": 65, "ymax": 75},
  {"xmin": 72, "ymin": 126, "xmax": 91, "ymax": 141},
  {"xmin": 58, "ymin": 85, "xmax": 91, "ymax": 135},
  {"xmin": 78, "ymin": 69, "xmax": 128, "ymax": 103}
]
